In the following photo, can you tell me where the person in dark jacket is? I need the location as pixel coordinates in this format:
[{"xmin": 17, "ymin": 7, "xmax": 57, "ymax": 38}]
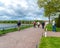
[
  {"xmin": 17, "ymin": 21, "xmax": 21, "ymax": 31},
  {"xmin": 42, "ymin": 22, "xmax": 45, "ymax": 29}
]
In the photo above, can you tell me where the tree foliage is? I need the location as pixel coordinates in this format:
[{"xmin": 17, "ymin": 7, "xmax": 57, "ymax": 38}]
[
  {"xmin": 56, "ymin": 15, "xmax": 60, "ymax": 27},
  {"xmin": 38, "ymin": 0, "xmax": 60, "ymax": 17}
]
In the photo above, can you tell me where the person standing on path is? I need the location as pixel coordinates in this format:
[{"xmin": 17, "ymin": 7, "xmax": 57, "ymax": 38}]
[
  {"xmin": 52, "ymin": 20, "xmax": 56, "ymax": 32},
  {"xmin": 33, "ymin": 21, "xmax": 36, "ymax": 28},
  {"xmin": 37, "ymin": 22, "xmax": 40, "ymax": 28},
  {"xmin": 17, "ymin": 20, "xmax": 21, "ymax": 31},
  {"xmin": 42, "ymin": 21, "xmax": 45, "ymax": 29}
]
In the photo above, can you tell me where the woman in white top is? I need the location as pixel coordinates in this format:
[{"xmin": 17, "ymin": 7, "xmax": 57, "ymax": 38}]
[{"xmin": 37, "ymin": 22, "xmax": 40, "ymax": 28}]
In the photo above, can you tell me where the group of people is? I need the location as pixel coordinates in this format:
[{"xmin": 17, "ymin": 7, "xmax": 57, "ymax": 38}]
[
  {"xmin": 17, "ymin": 21, "xmax": 45, "ymax": 31},
  {"xmin": 33, "ymin": 20, "xmax": 57, "ymax": 32},
  {"xmin": 16, "ymin": 20, "xmax": 56, "ymax": 32},
  {"xmin": 33, "ymin": 21, "xmax": 45, "ymax": 29},
  {"xmin": 33, "ymin": 21, "xmax": 40, "ymax": 28}
]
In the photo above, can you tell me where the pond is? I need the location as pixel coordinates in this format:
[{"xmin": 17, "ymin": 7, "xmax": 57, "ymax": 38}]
[{"xmin": 0, "ymin": 24, "xmax": 31, "ymax": 30}]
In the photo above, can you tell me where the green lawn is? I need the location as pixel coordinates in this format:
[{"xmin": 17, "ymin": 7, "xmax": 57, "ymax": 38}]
[
  {"xmin": 38, "ymin": 37, "xmax": 60, "ymax": 48},
  {"xmin": 0, "ymin": 25, "xmax": 33, "ymax": 36},
  {"xmin": 45, "ymin": 24, "xmax": 60, "ymax": 32}
]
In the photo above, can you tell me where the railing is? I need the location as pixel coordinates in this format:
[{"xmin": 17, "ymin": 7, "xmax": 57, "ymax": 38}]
[
  {"xmin": 0, "ymin": 25, "xmax": 17, "ymax": 30},
  {"xmin": 0, "ymin": 24, "xmax": 33, "ymax": 30}
]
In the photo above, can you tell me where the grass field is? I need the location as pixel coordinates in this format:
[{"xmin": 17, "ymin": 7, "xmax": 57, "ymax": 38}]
[
  {"xmin": 38, "ymin": 37, "xmax": 60, "ymax": 48},
  {"xmin": 45, "ymin": 24, "xmax": 60, "ymax": 32},
  {"xmin": 0, "ymin": 25, "xmax": 33, "ymax": 36}
]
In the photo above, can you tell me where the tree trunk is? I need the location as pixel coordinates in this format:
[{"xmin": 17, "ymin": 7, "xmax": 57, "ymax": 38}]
[{"xmin": 48, "ymin": 16, "xmax": 50, "ymax": 23}]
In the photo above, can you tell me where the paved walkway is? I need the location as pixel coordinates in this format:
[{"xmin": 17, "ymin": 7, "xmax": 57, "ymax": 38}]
[
  {"xmin": 0, "ymin": 27, "xmax": 44, "ymax": 48},
  {"xmin": 0, "ymin": 27, "xmax": 60, "ymax": 48},
  {"xmin": 46, "ymin": 31, "xmax": 60, "ymax": 37}
]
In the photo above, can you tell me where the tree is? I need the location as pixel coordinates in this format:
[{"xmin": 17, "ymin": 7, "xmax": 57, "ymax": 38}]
[
  {"xmin": 56, "ymin": 14, "xmax": 60, "ymax": 27},
  {"xmin": 37, "ymin": 0, "xmax": 60, "ymax": 23}
]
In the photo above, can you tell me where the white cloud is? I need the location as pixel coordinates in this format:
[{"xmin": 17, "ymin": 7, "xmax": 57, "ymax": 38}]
[
  {"xmin": 0, "ymin": 0, "xmax": 12, "ymax": 6},
  {"xmin": 0, "ymin": 7, "xmax": 5, "ymax": 10},
  {"xmin": 0, "ymin": 16, "xmax": 11, "ymax": 20},
  {"xmin": 0, "ymin": 0, "xmax": 47, "ymax": 20},
  {"xmin": 19, "ymin": 0, "xmax": 28, "ymax": 9}
]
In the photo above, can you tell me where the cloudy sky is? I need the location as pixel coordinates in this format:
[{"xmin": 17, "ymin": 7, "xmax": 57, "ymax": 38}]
[{"xmin": 0, "ymin": 0, "xmax": 48, "ymax": 20}]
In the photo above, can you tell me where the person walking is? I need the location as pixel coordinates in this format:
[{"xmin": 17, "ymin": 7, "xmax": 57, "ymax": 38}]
[
  {"xmin": 37, "ymin": 22, "xmax": 40, "ymax": 28},
  {"xmin": 17, "ymin": 21, "xmax": 21, "ymax": 31},
  {"xmin": 42, "ymin": 22, "xmax": 45, "ymax": 29},
  {"xmin": 33, "ymin": 21, "xmax": 36, "ymax": 28},
  {"xmin": 52, "ymin": 21, "xmax": 56, "ymax": 32}
]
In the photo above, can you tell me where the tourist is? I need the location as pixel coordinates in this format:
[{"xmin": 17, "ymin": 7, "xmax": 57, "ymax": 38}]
[
  {"xmin": 33, "ymin": 21, "xmax": 36, "ymax": 28},
  {"xmin": 17, "ymin": 21, "xmax": 21, "ymax": 31},
  {"xmin": 37, "ymin": 22, "xmax": 40, "ymax": 28},
  {"xmin": 42, "ymin": 21, "xmax": 45, "ymax": 29},
  {"xmin": 52, "ymin": 20, "xmax": 56, "ymax": 32}
]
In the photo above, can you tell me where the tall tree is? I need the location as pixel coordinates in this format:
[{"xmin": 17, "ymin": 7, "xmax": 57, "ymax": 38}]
[
  {"xmin": 37, "ymin": 0, "xmax": 60, "ymax": 23},
  {"xmin": 56, "ymin": 14, "xmax": 60, "ymax": 27}
]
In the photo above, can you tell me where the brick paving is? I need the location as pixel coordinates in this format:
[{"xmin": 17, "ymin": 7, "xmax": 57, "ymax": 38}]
[{"xmin": 0, "ymin": 27, "xmax": 44, "ymax": 48}]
